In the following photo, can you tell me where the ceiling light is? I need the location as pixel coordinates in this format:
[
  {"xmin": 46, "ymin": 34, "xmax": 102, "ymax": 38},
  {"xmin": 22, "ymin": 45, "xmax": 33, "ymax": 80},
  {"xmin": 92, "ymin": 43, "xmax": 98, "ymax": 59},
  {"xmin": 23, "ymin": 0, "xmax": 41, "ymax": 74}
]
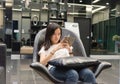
[
  {"xmin": 79, "ymin": 0, "xmax": 82, "ymax": 3},
  {"xmin": 92, "ymin": 0, "xmax": 100, "ymax": 4},
  {"xmin": 68, "ymin": 4, "xmax": 71, "ymax": 7},
  {"xmin": 106, "ymin": 3, "xmax": 109, "ymax": 5}
]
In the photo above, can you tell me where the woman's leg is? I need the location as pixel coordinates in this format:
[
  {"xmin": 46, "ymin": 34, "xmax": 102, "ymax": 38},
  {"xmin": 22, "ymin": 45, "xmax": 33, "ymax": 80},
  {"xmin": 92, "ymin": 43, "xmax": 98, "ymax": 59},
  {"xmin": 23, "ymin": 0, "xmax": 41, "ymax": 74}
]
[
  {"xmin": 49, "ymin": 67, "xmax": 79, "ymax": 84},
  {"xmin": 78, "ymin": 68, "xmax": 97, "ymax": 84}
]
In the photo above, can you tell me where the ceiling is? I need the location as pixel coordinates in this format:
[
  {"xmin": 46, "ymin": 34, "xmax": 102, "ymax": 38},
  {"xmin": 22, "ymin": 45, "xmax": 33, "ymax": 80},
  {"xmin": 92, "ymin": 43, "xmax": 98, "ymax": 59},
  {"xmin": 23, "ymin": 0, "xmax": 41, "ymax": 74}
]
[{"xmin": 8, "ymin": 0, "xmax": 119, "ymax": 14}]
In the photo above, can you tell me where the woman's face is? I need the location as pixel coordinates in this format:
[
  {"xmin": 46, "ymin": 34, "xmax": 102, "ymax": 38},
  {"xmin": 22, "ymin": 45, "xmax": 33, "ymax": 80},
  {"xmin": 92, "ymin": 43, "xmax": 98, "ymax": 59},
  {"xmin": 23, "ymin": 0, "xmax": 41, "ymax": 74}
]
[{"xmin": 51, "ymin": 28, "xmax": 61, "ymax": 44}]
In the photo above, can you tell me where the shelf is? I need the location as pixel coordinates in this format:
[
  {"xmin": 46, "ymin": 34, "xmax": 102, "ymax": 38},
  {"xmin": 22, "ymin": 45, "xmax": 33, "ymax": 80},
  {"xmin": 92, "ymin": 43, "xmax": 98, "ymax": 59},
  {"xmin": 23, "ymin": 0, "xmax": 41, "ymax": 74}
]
[
  {"xmin": 49, "ymin": 18, "xmax": 66, "ymax": 22},
  {"xmin": 50, "ymin": 18, "xmax": 66, "ymax": 20},
  {"xmin": 48, "ymin": 0, "xmax": 67, "ymax": 26},
  {"xmin": 22, "ymin": 16, "xmax": 31, "ymax": 19}
]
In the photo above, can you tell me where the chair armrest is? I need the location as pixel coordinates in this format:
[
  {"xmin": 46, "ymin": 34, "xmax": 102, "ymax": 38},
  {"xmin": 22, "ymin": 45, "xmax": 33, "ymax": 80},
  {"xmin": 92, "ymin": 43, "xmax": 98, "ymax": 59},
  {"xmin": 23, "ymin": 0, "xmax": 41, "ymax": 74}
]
[
  {"xmin": 94, "ymin": 61, "xmax": 112, "ymax": 78},
  {"xmin": 30, "ymin": 62, "xmax": 63, "ymax": 83},
  {"xmin": 0, "ymin": 67, "xmax": 5, "ymax": 84}
]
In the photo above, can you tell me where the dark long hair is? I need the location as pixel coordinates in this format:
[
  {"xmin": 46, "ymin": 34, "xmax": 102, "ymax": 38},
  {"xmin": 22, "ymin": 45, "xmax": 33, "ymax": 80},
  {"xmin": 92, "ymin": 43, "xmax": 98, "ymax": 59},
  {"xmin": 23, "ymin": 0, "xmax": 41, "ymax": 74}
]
[{"xmin": 43, "ymin": 23, "xmax": 62, "ymax": 50}]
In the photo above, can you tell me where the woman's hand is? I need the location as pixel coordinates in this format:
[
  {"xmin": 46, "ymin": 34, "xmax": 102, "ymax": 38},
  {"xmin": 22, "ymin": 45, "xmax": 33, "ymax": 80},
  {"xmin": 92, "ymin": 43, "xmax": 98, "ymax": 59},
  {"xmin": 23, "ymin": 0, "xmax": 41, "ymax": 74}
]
[
  {"xmin": 61, "ymin": 40, "xmax": 73, "ymax": 54},
  {"xmin": 52, "ymin": 42, "xmax": 72, "ymax": 55},
  {"xmin": 63, "ymin": 42, "xmax": 71, "ymax": 52},
  {"xmin": 60, "ymin": 40, "xmax": 71, "ymax": 52},
  {"xmin": 52, "ymin": 42, "xmax": 69, "ymax": 52},
  {"xmin": 53, "ymin": 43, "xmax": 65, "ymax": 52}
]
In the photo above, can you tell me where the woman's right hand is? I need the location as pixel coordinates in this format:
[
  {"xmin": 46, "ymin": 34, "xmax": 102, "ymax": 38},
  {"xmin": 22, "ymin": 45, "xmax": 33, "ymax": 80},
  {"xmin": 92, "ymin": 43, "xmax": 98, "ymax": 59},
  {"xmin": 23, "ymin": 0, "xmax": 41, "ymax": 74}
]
[
  {"xmin": 54, "ymin": 42, "xmax": 69, "ymax": 51},
  {"xmin": 53, "ymin": 43, "xmax": 64, "ymax": 52}
]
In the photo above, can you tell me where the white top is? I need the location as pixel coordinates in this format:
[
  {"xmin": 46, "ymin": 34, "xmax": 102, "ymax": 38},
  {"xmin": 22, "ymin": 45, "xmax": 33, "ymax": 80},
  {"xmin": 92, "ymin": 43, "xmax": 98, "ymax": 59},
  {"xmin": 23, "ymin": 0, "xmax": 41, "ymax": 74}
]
[{"xmin": 38, "ymin": 44, "xmax": 72, "ymax": 70}]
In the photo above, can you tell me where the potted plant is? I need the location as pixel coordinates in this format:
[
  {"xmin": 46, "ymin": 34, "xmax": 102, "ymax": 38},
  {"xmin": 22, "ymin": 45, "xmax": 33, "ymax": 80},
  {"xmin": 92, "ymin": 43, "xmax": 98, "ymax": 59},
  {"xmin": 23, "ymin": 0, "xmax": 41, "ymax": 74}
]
[
  {"xmin": 112, "ymin": 35, "xmax": 120, "ymax": 41},
  {"xmin": 112, "ymin": 35, "xmax": 120, "ymax": 53}
]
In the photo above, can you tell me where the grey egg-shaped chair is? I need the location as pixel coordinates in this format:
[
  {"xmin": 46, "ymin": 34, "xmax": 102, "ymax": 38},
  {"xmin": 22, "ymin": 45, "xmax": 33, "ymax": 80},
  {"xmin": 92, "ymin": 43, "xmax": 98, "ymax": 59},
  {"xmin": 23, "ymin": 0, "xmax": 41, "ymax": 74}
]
[{"xmin": 30, "ymin": 28, "xmax": 112, "ymax": 83}]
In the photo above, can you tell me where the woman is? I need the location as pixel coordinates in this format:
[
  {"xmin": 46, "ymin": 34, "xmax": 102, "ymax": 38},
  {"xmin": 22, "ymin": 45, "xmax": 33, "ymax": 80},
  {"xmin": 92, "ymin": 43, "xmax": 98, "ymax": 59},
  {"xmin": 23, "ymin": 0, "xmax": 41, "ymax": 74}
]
[{"xmin": 38, "ymin": 23, "xmax": 97, "ymax": 84}]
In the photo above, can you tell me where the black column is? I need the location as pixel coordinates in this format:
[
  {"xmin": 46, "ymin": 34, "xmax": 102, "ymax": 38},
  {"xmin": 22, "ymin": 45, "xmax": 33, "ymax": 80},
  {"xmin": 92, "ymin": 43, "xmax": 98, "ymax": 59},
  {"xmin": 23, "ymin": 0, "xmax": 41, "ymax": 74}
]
[{"xmin": 4, "ymin": 5, "xmax": 12, "ymax": 48}]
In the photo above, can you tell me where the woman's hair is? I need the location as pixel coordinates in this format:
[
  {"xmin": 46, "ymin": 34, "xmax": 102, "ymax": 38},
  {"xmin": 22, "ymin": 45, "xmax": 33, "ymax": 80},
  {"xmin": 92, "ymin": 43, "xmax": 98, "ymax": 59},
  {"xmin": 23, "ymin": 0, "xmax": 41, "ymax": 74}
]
[{"xmin": 43, "ymin": 23, "xmax": 62, "ymax": 50}]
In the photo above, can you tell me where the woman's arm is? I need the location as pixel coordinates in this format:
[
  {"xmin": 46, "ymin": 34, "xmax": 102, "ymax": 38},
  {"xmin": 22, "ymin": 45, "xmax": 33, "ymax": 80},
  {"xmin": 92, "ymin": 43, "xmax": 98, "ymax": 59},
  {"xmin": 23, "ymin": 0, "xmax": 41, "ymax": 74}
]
[
  {"xmin": 39, "ymin": 43, "xmax": 65, "ymax": 65},
  {"xmin": 39, "ymin": 49, "xmax": 56, "ymax": 65}
]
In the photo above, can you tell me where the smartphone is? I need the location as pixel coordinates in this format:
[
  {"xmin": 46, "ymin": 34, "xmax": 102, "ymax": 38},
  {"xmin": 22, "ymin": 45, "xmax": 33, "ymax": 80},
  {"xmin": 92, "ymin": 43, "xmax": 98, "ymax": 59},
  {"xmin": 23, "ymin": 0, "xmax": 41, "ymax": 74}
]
[{"xmin": 61, "ymin": 35, "xmax": 75, "ymax": 46}]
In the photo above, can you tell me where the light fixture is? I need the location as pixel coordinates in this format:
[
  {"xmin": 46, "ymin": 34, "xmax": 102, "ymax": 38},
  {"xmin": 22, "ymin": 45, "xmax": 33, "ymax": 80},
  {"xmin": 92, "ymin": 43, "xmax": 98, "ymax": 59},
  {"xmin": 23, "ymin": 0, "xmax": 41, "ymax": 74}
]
[
  {"xmin": 68, "ymin": 4, "xmax": 71, "ymax": 7},
  {"xmin": 92, "ymin": 0, "xmax": 100, "ymax": 4},
  {"xmin": 79, "ymin": 0, "xmax": 82, "ymax": 3},
  {"xmin": 42, "ymin": 3, "xmax": 48, "ymax": 10},
  {"xmin": 5, "ymin": 0, "xmax": 13, "ymax": 7},
  {"xmin": 106, "ymin": 3, "xmax": 109, "ymax": 5},
  {"xmin": 32, "ymin": 15, "xmax": 39, "ymax": 26}
]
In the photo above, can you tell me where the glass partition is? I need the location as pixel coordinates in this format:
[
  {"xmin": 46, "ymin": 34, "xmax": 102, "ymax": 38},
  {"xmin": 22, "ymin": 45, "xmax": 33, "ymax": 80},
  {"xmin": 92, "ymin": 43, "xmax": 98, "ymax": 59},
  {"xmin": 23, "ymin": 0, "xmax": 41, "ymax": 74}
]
[{"xmin": 91, "ymin": 0, "xmax": 120, "ymax": 55}]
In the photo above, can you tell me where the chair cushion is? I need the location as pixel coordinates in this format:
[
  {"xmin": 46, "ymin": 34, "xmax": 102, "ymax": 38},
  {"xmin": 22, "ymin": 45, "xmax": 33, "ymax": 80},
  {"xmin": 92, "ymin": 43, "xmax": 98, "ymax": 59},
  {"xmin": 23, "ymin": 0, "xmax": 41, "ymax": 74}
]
[{"xmin": 48, "ymin": 56, "xmax": 100, "ymax": 69}]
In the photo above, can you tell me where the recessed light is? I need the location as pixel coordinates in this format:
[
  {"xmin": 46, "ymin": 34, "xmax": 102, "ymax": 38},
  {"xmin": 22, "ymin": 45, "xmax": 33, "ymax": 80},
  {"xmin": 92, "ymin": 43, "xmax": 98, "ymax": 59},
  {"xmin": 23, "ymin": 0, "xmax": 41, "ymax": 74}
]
[
  {"xmin": 79, "ymin": 0, "xmax": 82, "ymax": 3},
  {"xmin": 106, "ymin": 3, "xmax": 109, "ymax": 5}
]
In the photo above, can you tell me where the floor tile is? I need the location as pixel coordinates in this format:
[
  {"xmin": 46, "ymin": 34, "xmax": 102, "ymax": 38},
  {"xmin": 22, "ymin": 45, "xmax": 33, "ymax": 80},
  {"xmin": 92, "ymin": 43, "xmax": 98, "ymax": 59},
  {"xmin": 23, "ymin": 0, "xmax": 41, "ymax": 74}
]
[{"xmin": 6, "ymin": 54, "xmax": 120, "ymax": 84}]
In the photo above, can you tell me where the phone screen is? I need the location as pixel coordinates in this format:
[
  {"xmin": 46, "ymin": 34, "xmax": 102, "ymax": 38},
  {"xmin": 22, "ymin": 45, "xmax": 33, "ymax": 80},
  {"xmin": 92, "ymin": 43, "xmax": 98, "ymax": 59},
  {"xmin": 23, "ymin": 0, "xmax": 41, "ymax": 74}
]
[{"xmin": 61, "ymin": 35, "xmax": 75, "ymax": 46}]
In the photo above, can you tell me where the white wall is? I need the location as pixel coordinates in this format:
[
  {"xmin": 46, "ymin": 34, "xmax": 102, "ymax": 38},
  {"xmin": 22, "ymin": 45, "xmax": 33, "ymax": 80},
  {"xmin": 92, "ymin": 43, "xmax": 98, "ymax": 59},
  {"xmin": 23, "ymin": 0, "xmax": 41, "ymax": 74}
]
[
  {"xmin": 0, "ymin": 9, "xmax": 3, "ymax": 29},
  {"xmin": 92, "ymin": 8, "xmax": 109, "ymax": 24}
]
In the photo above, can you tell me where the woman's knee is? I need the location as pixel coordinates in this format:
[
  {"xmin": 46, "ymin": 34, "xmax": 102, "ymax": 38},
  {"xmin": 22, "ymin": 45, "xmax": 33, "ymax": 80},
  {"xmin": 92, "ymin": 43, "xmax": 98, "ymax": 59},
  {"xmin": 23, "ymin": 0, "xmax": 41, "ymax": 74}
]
[
  {"xmin": 83, "ymin": 68, "xmax": 94, "ymax": 76},
  {"xmin": 66, "ymin": 69, "xmax": 79, "ymax": 80},
  {"xmin": 79, "ymin": 68, "xmax": 96, "ymax": 83}
]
